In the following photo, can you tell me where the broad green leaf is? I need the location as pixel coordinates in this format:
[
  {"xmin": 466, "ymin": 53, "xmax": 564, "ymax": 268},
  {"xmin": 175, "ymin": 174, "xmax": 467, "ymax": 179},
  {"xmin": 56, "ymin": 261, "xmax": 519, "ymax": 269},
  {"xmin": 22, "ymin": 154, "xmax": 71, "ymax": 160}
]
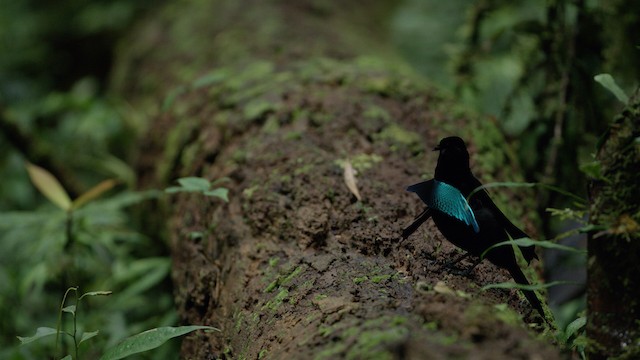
[
  {"xmin": 594, "ymin": 73, "xmax": 629, "ymax": 104},
  {"xmin": 25, "ymin": 162, "xmax": 71, "ymax": 211},
  {"xmin": 482, "ymin": 280, "xmax": 580, "ymax": 291},
  {"xmin": 565, "ymin": 316, "xmax": 586, "ymax": 341},
  {"xmin": 203, "ymin": 188, "xmax": 229, "ymax": 202},
  {"xmin": 99, "ymin": 326, "xmax": 219, "ymax": 360},
  {"xmin": 176, "ymin": 177, "xmax": 211, "ymax": 191},
  {"xmin": 480, "ymin": 238, "xmax": 586, "ymax": 259},
  {"xmin": 17, "ymin": 327, "xmax": 59, "ymax": 345},
  {"xmin": 61, "ymin": 356, "xmax": 72, "ymax": 360},
  {"xmin": 72, "ymin": 179, "xmax": 118, "ymax": 210},
  {"xmin": 62, "ymin": 305, "xmax": 76, "ymax": 315},
  {"xmin": 80, "ymin": 330, "xmax": 100, "ymax": 344}
]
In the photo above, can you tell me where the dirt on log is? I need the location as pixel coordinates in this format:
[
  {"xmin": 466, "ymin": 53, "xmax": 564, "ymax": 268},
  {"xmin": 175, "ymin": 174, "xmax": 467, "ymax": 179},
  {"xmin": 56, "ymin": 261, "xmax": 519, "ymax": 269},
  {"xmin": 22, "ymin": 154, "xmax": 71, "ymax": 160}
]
[{"xmin": 114, "ymin": 0, "xmax": 561, "ymax": 358}]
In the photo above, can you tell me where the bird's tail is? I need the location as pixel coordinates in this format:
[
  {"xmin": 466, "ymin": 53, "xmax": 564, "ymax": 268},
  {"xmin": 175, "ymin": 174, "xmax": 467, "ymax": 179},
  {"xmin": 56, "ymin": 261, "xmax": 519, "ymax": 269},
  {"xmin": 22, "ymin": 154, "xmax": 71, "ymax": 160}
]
[
  {"xmin": 507, "ymin": 266, "xmax": 546, "ymax": 321},
  {"xmin": 401, "ymin": 208, "xmax": 432, "ymax": 240}
]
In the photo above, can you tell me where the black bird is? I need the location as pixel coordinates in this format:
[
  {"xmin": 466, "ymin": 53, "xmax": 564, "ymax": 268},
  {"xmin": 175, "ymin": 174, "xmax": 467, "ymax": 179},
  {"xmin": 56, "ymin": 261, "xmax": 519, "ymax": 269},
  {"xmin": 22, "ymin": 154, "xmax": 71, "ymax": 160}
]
[{"xmin": 403, "ymin": 136, "xmax": 545, "ymax": 319}]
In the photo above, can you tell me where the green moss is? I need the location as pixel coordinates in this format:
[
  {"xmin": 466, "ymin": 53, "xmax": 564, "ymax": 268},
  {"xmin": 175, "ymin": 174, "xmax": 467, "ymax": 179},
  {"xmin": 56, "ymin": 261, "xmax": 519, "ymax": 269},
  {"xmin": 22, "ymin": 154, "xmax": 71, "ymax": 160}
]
[
  {"xmin": 234, "ymin": 311, "xmax": 244, "ymax": 333},
  {"xmin": 285, "ymin": 130, "xmax": 302, "ymax": 140},
  {"xmin": 363, "ymin": 104, "xmax": 391, "ymax": 122},
  {"xmin": 243, "ymin": 185, "xmax": 260, "ymax": 199},
  {"xmin": 374, "ymin": 123, "xmax": 423, "ymax": 153},
  {"xmin": 315, "ymin": 315, "xmax": 410, "ymax": 360},
  {"xmin": 294, "ymin": 163, "xmax": 315, "ymax": 175},
  {"xmin": 281, "ymin": 265, "xmax": 304, "ymax": 286},
  {"xmin": 345, "ymin": 327, "xmax": 407, "ymax": 360},
  {"xmin": 268, "ymin": 257, "xmax": 279, "ymax": 267},
  {"xmin": 335, "ymin": 153, "xmax": 383, "ymax": 173},
  {"xmin": 370, "ymin": 274, "xmax": 391, "ymax": 283},
  {"xmin": 262, "ymin": 288, "xmax": 289, "ymax": 312},
  {"xmin": 353, "ymin": 276, "xmax": 368, "ymax": 284},
  {"xmin": 244, "ymin": 99, "xmax": 278, "ymax": 121},
  {"xmin": 264, "ymin": 279, "xmax": 279, "ymax": 293}
]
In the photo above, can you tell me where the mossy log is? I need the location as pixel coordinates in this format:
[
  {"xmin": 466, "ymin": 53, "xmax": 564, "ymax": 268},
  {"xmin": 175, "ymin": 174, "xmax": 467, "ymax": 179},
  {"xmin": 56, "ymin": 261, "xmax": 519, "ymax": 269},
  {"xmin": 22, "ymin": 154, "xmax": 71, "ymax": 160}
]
[
  {"xmin": 587, "ymin": 90, "xmax": 640, "ymax": 359},
  {"xmin": 114, "ymin": 0, "xmax": 560, "ymax": 358}
]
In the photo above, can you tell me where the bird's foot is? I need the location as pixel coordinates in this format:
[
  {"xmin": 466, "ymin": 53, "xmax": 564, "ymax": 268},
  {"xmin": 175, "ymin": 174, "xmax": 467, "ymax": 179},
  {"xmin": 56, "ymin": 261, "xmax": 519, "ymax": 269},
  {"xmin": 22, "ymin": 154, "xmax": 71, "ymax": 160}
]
[{"xmin": 441, "ymin": 255, "xmax": 482, "ymax": 278}]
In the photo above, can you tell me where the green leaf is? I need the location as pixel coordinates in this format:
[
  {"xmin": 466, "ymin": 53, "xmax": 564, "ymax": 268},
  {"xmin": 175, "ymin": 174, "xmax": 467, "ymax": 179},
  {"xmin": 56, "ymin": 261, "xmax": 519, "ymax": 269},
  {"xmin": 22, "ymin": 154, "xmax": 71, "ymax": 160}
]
[
  {"xmin": 25, "ymin": 162, "xmax": 71, "ymax": 211},
  {"xmin": 79, "ymin": 290, "xmax": 113, "ymax": 300},
  {"xmin": 176, "ymin": 177, "xmax": 211, "ymax": 191},
  {"xmin": 565, "ymin": 316, "xmax": 586, "ymax": 341},
  {"xmin": 99, "ymin": 326, "xmax": 219, "ymax": 360},
  {"xmin": 62, "ymin": 305, "xmax": 76, "ymax": 315},
  {"xmin": 482, "ymin": 280, "xmax": 581, "ymax": 291},
  {"xmin": 579, "ymin": 160, "xmax": 605, "ymax": 180},
  {"xmin": 594, "ymin": 73, "xmax": 629, "ymax": 104},
  {"xmin": 61, "ymin": 356, "xmax": 72, "ymax": 360},
  {"xmin": 80, "ymin": 330, "xmax": 100, "ymax": 344},
  {"xmin": 17, "ymin": 327, "xmax": 59, "ymax": 345},
  {"xmin": 162, "ymin": 86, "xmax": 186, "ymax": 111},
  {"xmin": 72, "ymin": 179, "xmax": 118, "ymax": 210},
  {"xmin": 203, "ymin": 188, "xmax": 229, "ymax": 202},
  {"xmin": 468, "ymin": 182, "xmax": 585, "ymax": 205},
  {"xmin": 480, "ymin": 238, "xmax": 586, "ymax": 259}
]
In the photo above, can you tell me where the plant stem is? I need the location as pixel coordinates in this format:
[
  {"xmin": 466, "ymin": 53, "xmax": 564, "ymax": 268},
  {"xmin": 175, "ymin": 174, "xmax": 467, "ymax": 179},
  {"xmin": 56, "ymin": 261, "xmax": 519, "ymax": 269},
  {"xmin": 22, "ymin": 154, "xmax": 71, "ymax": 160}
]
[{"xmin": 74, "ymin": 290, "xmax": 80, "ymax": 360}]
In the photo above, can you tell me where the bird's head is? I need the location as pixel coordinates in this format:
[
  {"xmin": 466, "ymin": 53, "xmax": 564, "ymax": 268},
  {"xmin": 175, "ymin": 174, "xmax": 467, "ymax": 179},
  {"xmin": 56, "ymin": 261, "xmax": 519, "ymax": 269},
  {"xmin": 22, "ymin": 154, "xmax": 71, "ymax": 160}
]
[{"xmin": 434, "ymin": 136, "xmax": 471, "ymax": 176}]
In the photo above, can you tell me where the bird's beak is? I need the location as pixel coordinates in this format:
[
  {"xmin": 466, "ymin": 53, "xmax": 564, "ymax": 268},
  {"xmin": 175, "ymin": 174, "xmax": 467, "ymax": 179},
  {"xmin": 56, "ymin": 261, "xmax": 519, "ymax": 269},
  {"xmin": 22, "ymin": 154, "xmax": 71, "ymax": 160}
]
[{"xmin": 433, "ymin": 145, "xmax": 441, "ymax": 151}]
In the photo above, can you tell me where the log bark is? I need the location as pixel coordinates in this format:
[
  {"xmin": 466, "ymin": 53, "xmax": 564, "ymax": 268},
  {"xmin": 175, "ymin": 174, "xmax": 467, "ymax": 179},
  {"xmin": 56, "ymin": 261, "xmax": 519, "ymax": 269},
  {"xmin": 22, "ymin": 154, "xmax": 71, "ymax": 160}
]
[
  {"xmin": 114, "ymin": 0, "xmax": 561, "ymax": 358},
  {"xmin": 587, "ymin": 90, "xmax": 640, "ymax": 359}
]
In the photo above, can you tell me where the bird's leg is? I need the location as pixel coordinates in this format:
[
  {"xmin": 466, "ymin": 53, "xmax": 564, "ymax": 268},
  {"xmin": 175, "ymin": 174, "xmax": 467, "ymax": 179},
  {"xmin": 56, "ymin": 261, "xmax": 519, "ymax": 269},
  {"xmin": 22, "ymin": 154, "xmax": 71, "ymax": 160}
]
[
  {"xmin": 440, "ymin": 252, "xmax": 471, "ymax": 270},
  {"xmin": 457, "ymin": 256, "xmax": 483, "ymax": 277},
  {"xmin": 441, "ymin": 252, "xmax": 483, "ymax": 277}
]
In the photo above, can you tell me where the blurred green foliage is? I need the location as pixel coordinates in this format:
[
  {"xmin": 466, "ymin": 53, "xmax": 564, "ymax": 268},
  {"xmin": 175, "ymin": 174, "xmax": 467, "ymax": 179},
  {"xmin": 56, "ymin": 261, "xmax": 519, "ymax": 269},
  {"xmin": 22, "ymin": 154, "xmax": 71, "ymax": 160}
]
[
  {"xmin": 0, "ymin": 0, "xmax": 183, "ymax": 358},
  {"xmin": 392, "ymin": 0, "xmax": 639, "ymax": 209}
]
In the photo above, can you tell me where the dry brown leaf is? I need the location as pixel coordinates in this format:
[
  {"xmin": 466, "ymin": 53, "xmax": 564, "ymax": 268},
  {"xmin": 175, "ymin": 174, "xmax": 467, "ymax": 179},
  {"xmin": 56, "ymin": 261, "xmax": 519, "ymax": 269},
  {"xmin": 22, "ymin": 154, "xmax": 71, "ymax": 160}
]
[{"xmin": 343, "ymin": 160, "xmax": 362, "ymax": 201}]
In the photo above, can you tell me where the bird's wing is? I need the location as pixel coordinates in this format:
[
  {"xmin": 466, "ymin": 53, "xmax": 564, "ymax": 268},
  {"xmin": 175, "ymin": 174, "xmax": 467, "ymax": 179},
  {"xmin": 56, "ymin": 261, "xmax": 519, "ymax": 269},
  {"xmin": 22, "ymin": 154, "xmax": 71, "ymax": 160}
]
[
  {"xmin": 406, "ymin": 180, "xmax": 434, "ymax": 204},
  {"xmin": 430, "ymin": 180, "xmax": 480, "ymax": 233}
]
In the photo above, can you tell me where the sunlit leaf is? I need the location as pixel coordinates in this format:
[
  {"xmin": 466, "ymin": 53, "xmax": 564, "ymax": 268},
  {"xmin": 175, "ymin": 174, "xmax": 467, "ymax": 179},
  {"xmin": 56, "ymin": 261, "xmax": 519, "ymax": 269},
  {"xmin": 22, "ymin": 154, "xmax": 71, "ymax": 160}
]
[
  {"xmin": 480, "ymin": 238, "xmax": 586, "ymax": 259},
  {"xmin": 79, "ymin": 290, "xmax": 113, "ymax": 300},
  {"xmin": 17, "ymin": 327, "xmax": 60, "ymax": 345},
  {"xmin": 99, "ymin": 326, "xmax": 219, "ymax": 360},
  {"xmin": 176, "ymin": 177, "xmax": 211, "ymax": 191},
  {"xmin": 594, "ymin": 73, "xmax": 629, "ymax": 104},
  {"xmin": 25, "ymin": 162, "xmax": 71, "ymax": 211},
  {"xmin": 72, "ymin": 179, "xmax": 119, "ymax": 210},
  {"xmin": 203, "ymin": 188, "xmax": 228, "ymax": 202},
  {"xmin": 80, "ymin": 330, "xmax": 100, "ymax": 344},
  {"xmin": 565, "ymin": 316, "xmax": 586, "ymax": 341}
]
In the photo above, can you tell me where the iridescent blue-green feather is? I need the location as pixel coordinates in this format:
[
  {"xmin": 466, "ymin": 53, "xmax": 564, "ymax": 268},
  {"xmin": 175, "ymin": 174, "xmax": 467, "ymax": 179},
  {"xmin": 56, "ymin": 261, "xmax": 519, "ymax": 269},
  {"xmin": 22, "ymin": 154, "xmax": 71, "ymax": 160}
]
[{"xmin": 406, "ymin": 180, "xmax": 479, "ymax": 233}]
